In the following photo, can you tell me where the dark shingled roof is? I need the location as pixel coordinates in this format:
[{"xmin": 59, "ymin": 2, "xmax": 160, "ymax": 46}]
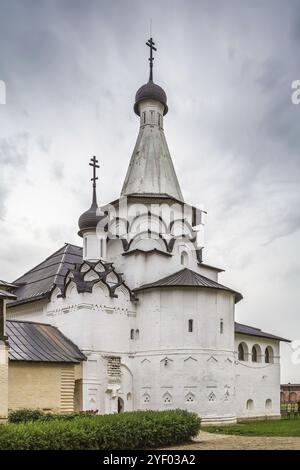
[
  {"xmin": 134, "ymin": 268, "xmax": 243, "ymax": 303},
  {"xmin": 6, "ymin": 320, "xmax": 86, "ymax": 363},
  {"xmin": 235, "ymin": 322, "xmax": 290, "ymax": 342},
  {"xmin": 9, "ymin": 244, "xmax": 82, "ymax": 307}
]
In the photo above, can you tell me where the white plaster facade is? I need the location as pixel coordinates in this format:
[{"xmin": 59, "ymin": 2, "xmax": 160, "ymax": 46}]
[{"xmin": 6, "ymin": 60, "xmax": 287, "ymax": 424}]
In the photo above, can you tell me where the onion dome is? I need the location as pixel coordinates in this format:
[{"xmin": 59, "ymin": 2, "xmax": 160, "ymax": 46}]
[
  {"xmin": 134, "ymin": 80, "xmax": 168, "ymax": 116},
  {"xmin": 78, "ymin": 156, "xmax": 105, "ymax": 237}
]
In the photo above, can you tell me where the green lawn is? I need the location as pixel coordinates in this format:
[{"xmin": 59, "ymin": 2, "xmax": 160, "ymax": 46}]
[{"xmin": 205, "ymin": 418, "xmax": 300, "ymax": 437}]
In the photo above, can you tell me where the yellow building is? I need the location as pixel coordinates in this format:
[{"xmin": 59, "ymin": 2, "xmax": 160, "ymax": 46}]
[{"xmin": 0, "ymin": 281, "xmax": 86, "ymax": 420}]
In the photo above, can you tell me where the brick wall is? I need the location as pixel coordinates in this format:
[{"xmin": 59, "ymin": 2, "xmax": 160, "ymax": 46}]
[{"xmin": 8, "ymin": 362, "xmax": 76, "ymax": 413}]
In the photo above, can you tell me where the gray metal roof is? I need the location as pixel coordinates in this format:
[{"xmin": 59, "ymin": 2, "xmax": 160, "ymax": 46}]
[
  {"xmin": 0, "ymin": 280, "xmax": 18, "ymax": 289},
  {"xmin": 9, "ymin": 244, "xmax": 82, "ymax": 307},
  {"xmin": 0, "ymin": 289, "xmax": 17, "ymax": 299},
  {"xmin": 235, "ymin": 322, "xmax": 290, "ymax": 342},
  {"xmin": 6, "ymin": 320, "xmax": 86, "ymax": 363},
  {"xmin": 121, "ymin": 117, "xmax": 184, "ymax": 201},
  {"xmin": 134, "ymin": 268, "xmax": 243, "ymax": 303}
]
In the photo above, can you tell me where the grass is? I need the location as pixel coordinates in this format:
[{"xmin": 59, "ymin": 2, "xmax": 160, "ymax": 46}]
[{"xmin": 205, "ymin": 418, "xmax": 300, "ymax": 437}]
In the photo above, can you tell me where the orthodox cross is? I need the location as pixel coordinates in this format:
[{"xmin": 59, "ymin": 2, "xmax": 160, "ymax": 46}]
[
  {"xmin": 89, "ymin": 155, "xmax": 99, "ymax": 189},
  {"xmin": 146, "ymin": 37, "xmax": 157, "ymax": 81}
]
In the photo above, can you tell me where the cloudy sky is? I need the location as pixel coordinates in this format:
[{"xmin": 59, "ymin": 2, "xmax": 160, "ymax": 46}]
[{"xmin": 0, "ymin": 0, "xmax": 299, "ymax": 381}]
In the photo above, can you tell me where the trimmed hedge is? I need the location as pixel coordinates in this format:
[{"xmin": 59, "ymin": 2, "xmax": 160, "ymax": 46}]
[
  {"xmin": 1, "ymin": 410, "xmax": 201, "ymax": 450},
  {"xmin": 8, "ymin": 409, "xmax": 96, "ymax": 424}
]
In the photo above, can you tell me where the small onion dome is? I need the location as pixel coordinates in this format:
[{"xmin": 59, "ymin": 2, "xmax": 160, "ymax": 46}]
[
  {"xmin": 134, "ymin": 80, "xmax": 168, "ymax": 116},
  {"xmin": 78, "ymin": 199, "xmax": 106, "ymax": 237}
]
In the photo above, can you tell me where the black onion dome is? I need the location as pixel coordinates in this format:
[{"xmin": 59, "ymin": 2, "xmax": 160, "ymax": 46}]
[
  {"xmin": 78, "ymin": 199, "xmax": 105, "ymax": 237},
  {"xmin": 134, "ymin": 80, "xmax": 168, "ymax": 116}
]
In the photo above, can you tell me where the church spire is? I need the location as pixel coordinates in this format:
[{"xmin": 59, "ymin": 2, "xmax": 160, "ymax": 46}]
[{"xmin": 121, "ymin": 38, "xmax": 183, "ymax": 202}]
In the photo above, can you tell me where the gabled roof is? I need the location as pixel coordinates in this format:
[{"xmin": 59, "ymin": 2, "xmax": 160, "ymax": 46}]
[
  {"xmin": 235, "ymin": 322, "xmax": 290, "ymax": 342},
  {"xmin": 9, "ymin": 244, "xmax": 83, "ymax": 307},
  {"xmin": 134, "ymin": 267, "xmax": 243, "ymax": 303},
  {"xmin": 6, "ymin": 320, "xmax": 86, "ymax": 363}
]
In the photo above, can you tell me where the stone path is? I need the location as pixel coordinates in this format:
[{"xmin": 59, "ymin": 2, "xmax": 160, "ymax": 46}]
[{"xmin": 164, "ymin": 431, "xmax": 300, "ymax": 450}]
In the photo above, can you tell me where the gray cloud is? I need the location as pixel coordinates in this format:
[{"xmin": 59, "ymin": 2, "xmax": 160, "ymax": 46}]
[{"xmin": 0, "ymin": 0, "xmax": 300, "ymax": 381}]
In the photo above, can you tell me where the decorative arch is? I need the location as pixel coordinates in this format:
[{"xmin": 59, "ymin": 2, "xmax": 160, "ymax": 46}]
[
  {"xmin": 265, "ymin": 399, "xmax": 272, "ymax": 411},
  {"xmin": 128, "ymin": 230, "xmax": 168, "ymax": 252},
  {"xmin": 185, "ymin": 391, "xmax": 195, "ymax": 404},
  {"xmin": 246, "ymin": 399, "xmax": 254, "ymax": 410},
  {"xmin": 162, "ymin": 391, "xmax": 173, "ymax": 405},
  {"xmin": 238, "ymin": 342, "xmax": 248, "ymax": 362},
  {"xmin": 129, "ymin": 212, "xmax": 168, "ymax": 236},
  {"xmin": 181, "ymin": 250, "xmax": 188, "ymax": 267}
]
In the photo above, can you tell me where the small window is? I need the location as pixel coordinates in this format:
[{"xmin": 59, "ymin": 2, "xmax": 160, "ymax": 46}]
[
  {"xmin": 150, "ymin": 110, "xmax": 154, "ymax": 123},
  {"xmin": 135, "ymin": 329, "xmax": 139, "ymax": 340},
  {"xmin": 188, "ymin": 319, "xmax": 193, "ymax": 332},
  {"xmin": 84, "ymin": 237, "xmax": 87, "ymax": 258},
  {"xmin": 220, "ymin": 319, "xmax": 224, "ymax": 334},
  {"xmin": 143, "ymin": 111, "xmax": 146, "ymax": 124},
  {"xmin": 158, "ymin": 113, "xmax": 161, "ymax": 127},
  {"xmin": 100, "ymin": 238, "xmax": 103, "ymax": 257},
  {"xmin": 181, "ymin": 251, "xmax": 188, "ymax": 267},
  {"xmin": 130, "ymin": 329, "xmax": 134, "ymax": 340}
]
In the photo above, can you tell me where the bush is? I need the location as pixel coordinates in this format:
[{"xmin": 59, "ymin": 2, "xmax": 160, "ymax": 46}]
[
  {"xmin": 8, "ymin": 409, "xmax": 45, "ymax": 424},
  {"xmin": 1, "ymin": 410, "xmax": 201, "ymax": 450},
  {"xmin": 8, "ymin": 409, "xmax": 98, "ymax": 424}
]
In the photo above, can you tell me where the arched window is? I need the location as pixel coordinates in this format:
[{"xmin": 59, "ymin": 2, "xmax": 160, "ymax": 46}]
[
  {"xmin": 220, "ymin": 319, "xmax": 224, "ymax": 334},
  {"xmin": 265, "ymin": 346, "xmax": 274, "ymax": 364},
  {"xmin": 188, "ymin": 319, "xmax": 193, "ymax": 332},
  {"xmin": 135, "ymin": 329, "xmax": 140, "ymax": 340},
  {"xmin": 252, "ymin": 345, "xmax": 258, "ymax": 362},
  {"xmin": 238, "ymin": 343, "xmax": 245, "ymax": 361},
  {"xmin": 246, "ymin": 399, "xmax": 254, "ymax": 410},
  {"xmin": 130, "ymin": 329, "xmax": 134, "ymax": 340},
  {"xmin": 181, "ymin": 251, "xmax": 188, "ymax": 267},
  {"xmin": 252, "ymin": 344, "xmax": 262, "ymax": 363}
]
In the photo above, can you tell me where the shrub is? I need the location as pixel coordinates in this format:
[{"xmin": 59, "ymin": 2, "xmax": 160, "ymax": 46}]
[
  {"xmin": 8, "ymin": 409, "xmax": 45, "ymax": 424},
  {"xmin": 1, "ymin": 410, "xmax": 201, "ymax": 450},
  {"xmin": 8, "ymin": 409, "xmax": 98, "ymax": 424}
]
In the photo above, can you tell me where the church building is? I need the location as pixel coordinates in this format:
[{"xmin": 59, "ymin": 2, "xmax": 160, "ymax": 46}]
[{"xmin": 0, "ymin": 38, "xmax": 289, "ymax": 424}]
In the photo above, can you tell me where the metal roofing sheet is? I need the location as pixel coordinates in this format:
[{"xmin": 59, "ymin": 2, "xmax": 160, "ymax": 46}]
[
  {"xmin": 6, "ymin": 320, "xmax": 86, "ymax": 363},
  {"xmin": 234, "ymin": 322, "xmax": 290, "ymax": 342},
  {"xmin": 134, "ymin": 268, "xmax": 243, "ymax": 303}
]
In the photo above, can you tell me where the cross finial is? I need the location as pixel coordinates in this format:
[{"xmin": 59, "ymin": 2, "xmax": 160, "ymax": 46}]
[
  {"xmin": 89, "ymin": 155, "xmax": 99, "ymax": 188},
  {"xmin": 89, "ymin": 156, "xmax": 99, "ymax": 206},
  {"xmin": 146, "ymin": 37, "xmax": 157, "ymax": 82}
]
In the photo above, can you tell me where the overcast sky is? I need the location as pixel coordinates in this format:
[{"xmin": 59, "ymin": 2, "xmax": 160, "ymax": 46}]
[{"xmin": 0, "ymin": 0, "xmax": 299, "ymax": 381}]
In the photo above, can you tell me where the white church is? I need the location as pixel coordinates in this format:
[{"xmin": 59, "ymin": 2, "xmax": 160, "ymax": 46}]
[{"xmin": 1, "ymin": 38, "xmax": 289, "ymax": 425}]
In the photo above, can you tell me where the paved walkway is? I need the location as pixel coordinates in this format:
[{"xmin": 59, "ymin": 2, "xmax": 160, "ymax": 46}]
[{"xmin": 165, "ymin": 431, "xmax": 300, "ymax": 450}]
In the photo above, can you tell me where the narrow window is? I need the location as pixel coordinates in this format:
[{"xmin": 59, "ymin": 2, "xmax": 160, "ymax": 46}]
[
  {"xmin": 252, "ymin": 345, "xmax": 258, "ymax": 362},
  {"xmin": 130, "ymin": 329, "xmax": 134, "ymax": 340},
  {"xmin": 238, "ymin": 343, "xmax": 245, "ymax": 361},
  {"xmin": 158, "ymin": 113, "xmax": 161, "ymax": 127},
  {"xmin": 100, "ymin": 238, "xmax": 103, "ymax": 257},
  {"xmin": 135, "ymin": 329, "xmax": 139, "ymax": 340},
  {"xmin": 84, "ymin": 237, "xmax": 87, "ymax": 258},
  {"xmin": 143, "ymin": 111, "xmax": 146, "ymax": 124},
  {"xmin": 188, "ymin": 319, "xmax": 193, "ymax": 332},
  {"xmin": 150, "ymin": 110, "xmax": 154, "ymax": 123},
  {"xmin": 181, "ymin": 251, "xmax": 188, "ymax": 267},
  {"xmin": 220, "ymin": 319, "xmax": 224, "ymax": 334}
]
